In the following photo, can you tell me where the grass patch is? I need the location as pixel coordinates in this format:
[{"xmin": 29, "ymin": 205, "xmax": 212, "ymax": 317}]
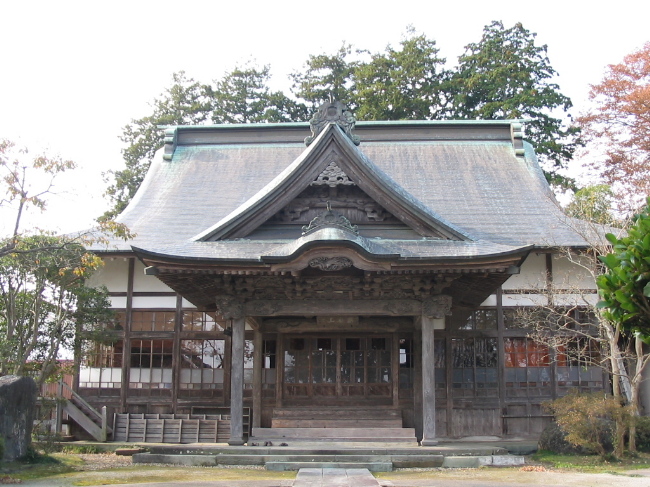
[
  {"xmin": 0, "ymin": 452, "xmax": 82, "ymax": 481},
  {"xmin": 532, "ymin": 450, "xmax": 650, "ymax": 472},
  {"xmin": 67, "ymin": 466, "xmax": 294, "ymax": 486}
]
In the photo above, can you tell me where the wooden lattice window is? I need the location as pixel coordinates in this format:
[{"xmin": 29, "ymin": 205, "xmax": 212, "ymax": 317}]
[
  {"xmin": 181, "ymin": 311, "xmax": 225, "ymax": 332},
  {"xmin": 452, "ymin": 338, "xmax": 498, "ymax": 398},
  {"xmin": 179, "ymin": 339, "xmax": 225, "ymax": 397},
  {"xmin": 504, "ymin": 338, "xmax": 552, "ymax": 398}
]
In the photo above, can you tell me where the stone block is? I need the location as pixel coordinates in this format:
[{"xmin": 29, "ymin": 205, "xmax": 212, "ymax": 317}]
[{"xmin": 0, "ymin": 375, "xmax": 38, "ymax": 461}]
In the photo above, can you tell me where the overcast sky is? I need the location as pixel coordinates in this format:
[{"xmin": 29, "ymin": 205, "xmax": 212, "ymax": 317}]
[{"xmin": 1, "ymin": 0, "xmax": 648, "ymax": 233}]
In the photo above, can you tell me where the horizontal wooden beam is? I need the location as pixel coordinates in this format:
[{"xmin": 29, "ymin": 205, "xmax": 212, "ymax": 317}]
[{"xmin": 244, "ymin": 299, "xmax": 423, "ymax": 316}]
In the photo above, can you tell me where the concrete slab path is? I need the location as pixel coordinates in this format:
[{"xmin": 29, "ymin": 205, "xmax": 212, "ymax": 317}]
[{"xmin": 293, "ymin": 468, "xmax": 379, "ymax": 487}]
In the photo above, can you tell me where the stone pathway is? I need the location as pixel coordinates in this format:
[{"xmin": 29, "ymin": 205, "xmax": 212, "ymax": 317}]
[{"xmin": 292, "ymin": 468, "xmax": 379, "ymax": 487}]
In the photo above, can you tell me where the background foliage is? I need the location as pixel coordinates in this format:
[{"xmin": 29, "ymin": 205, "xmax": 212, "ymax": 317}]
[{"xmin": 104, "ymin": 21, "xmax": 580, "ymax": 219}]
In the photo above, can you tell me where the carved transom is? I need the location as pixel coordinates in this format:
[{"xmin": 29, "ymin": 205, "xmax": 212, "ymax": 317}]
[
  {"xmin": 206, "ymin": 274, "xmax": 458, "ymax": 301},
  {"xmin": 308, "ymin": 256, "xmax": 353, "ymax": 271},
  {"xmin": 311, "ymin": 161, "xmax": 355, "ymax": 187}
]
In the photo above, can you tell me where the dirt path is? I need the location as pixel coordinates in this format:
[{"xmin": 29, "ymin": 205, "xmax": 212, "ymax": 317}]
[{"xmin": 13, "ymin": 454, "xmax": 650, "ymax": 487}]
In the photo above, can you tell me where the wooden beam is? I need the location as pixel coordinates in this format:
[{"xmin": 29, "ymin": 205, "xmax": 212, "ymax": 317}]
[{"xmin": 244, "ymin": 299, "xmax": 422, "ymax": 317}]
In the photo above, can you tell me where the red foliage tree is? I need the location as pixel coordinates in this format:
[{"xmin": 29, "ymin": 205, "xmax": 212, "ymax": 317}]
[{"xmin": 579, "ymin": 42, "xmax": 650, "ymax": 211}]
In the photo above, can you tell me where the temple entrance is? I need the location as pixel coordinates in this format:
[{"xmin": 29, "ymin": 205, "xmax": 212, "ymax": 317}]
[{"xmin": 282, "ymin": 335, "xmax": 392, "ymax": 403}]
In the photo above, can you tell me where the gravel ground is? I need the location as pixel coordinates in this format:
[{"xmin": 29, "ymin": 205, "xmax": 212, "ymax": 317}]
[{"xmin": 76, "ymin": 453, "xmax": 133, "ymax": 470}]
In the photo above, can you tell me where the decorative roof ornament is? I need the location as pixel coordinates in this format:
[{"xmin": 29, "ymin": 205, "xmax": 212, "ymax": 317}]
[
  {"xmin": 302, "ymin": 201, "xmax": 359, "ymax": 236},
  {"xmin": 305, "ymin": 100, "xmax": 361, "ymax": 146},
  {"xmin": 311, "ymin": 161, "xmax": 356, "ymax": 187}
]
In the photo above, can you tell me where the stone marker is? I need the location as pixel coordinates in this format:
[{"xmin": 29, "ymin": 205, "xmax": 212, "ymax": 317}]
[{"xmin": 0, "ymin": 375, "xmax": 38, "ymax": 461}]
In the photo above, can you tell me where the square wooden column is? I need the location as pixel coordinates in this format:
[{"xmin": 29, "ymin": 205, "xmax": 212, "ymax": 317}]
[
  {"xmin": 421, "ymin": 295, "xmax": 451, "ymax": 447},
  {"xmin": 215, "ymin": 296, "xmax": 246, "ymax": 446},
  {"xmin": 229, "ymin": 316, "xmax": 246, "ymax": 445},
  {"xmin": 252, "ymin": 330, "xmax": 263, "ymax": 429}
]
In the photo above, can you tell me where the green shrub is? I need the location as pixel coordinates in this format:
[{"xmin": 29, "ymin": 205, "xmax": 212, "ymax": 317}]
[
  {"xmin": 0, "ymin": 436, "xmax": 4, "ymax": 462},
  {"xmin": 544, "ymin": 391, "xmax": 628, "ymax": 458},
  {"xmin": 61, "ymin": 444, "xmax": 100, "ymax": 454},
  {"xmin": 635, "ymin": 416, "xmax": 650, "ymax": 452}
]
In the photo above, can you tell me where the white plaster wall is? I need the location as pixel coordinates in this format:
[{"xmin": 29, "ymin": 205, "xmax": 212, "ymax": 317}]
[
  {"xmin": 502, "ymin": 253, "xmax": 547, "ymax": 290},
  {"xmin": 553, "ymin": 293, "xmax": 599, "ymax": 307},
  {"xmin": 552, "ymin": 254, "xmax": 598, "ymax": 290},
  {"xmin": 480, "ymin": 295, "xmax": 497, "ymax": 307},
  {"xmin": 132, "ymin": 296, "xmax": 178, "ymax": 308},
  {"xmin": 502, "ymin": 294, "xmax": 548, "ymax": 307},
  {"xmin": 109, "ymin": 296, "xmax": 127, "ymax": 308},
  {"xmin": 86, "ymin": 258, "xmax": 129, "ymax": 292},
  {"xmin": 133, "ymin": 260, "xmax": 175, "ymax": 292}
]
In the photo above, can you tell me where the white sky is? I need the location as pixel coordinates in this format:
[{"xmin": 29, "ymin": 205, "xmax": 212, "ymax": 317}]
[{"xmin": 1, "ymin": 0, "xmax": 648, "ymax": 234}]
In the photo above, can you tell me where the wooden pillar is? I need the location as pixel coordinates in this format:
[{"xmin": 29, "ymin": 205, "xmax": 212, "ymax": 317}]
[
  {"xmin": 276, "ymin": 336, "xmax": 284, "ymax": 408},
  {"xmin": 229, "ymin": 316, "xmax": 246, "ymax": 445},
  {"xmin": 413, "ymin": 324, "xmax": 423, "ymax": 440},
  {"xmin": 421, "ymin": 295, "xmax": 451, "ymax": 447},
  {"xmin": 215, "ymin": 295, "xmax": 246, "ymax": 446},
  {"xmin": 252, "ymin": 330, "xmax": 263, "ymax": 429},
  {"xmin": 120, "ymin": 258, "xmax": 135, "ymax": 413},
  {"xmin": 421, "ymin": 315, "xmax": 438, "ymax": 446},
  {"xmin": 172, "ymin": 294, "xmax": 183, "ymax": 413},
  {"xmin": 392, "ymin": 332, "xmax": 400, "ymax": 407}
]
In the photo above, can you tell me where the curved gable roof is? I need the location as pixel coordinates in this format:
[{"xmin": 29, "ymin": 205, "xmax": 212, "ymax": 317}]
[{"xmin": 193, "ymin": 123, "xmax": 470, "ymax": 242}]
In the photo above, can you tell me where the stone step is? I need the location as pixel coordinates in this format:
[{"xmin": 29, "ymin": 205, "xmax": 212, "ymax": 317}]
[
  {"xmin": 294, "ymin": 468, "xmax": 380, "ymax": 487},
  {"xmin": 251, "ymin": 427, "xmax": 415, "ymax": 439},
  {"xmin": 147, "ymin": 445, "xmax": 444, "ymax": 455},
  {"xmin": 442, "ymin": 454, "xmax": 525, "ymax": 468},
  {"xmin": 266, "ymin": 461, "xmax": 393, "ymax": 472},
  {"xmin": 134, "ymin": 451, "xmax": 444, "ymax": 468},
  {"xmin": 271, "ymin": 418, "xmax": 402, "ymax": 428}
]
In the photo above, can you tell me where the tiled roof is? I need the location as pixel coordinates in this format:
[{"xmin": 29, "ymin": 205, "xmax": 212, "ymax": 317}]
[{"xmin": 93, "ymin": 120, "xmax": 591, "ymax": 261}]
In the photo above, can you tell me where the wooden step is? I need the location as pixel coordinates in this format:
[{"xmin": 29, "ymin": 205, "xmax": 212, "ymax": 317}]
[
  {"xmin": 251, "ymin": 427, "xmax": 416, "ymax": 444},
  {"xmin": 272, "ymin": 408, "xmax": 401, "ymax": 418},
  {"xmin": 272, "ymin": 419, "xmax": 401, "ymax": 428},
  {"xmin": 271, "ymin": 407, "xmax": 403, "ymax": 428}
]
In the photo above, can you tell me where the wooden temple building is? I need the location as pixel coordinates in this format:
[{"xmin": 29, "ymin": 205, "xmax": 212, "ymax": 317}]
[{"xmin": 80, "ymin": 102, "xmax": 610, "ymax": 445}]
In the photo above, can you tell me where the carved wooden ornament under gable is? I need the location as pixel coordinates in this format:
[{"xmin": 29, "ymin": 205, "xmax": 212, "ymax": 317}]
[
  {"xmin": 311, "ymin": 161, "xmax": 355, "ymax": 187},
  {"xmin": 301, "ymin": 203, "xmax": 359, "ymax": 236}
]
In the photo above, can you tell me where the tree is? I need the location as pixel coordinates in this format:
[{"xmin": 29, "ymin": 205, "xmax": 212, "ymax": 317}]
[
  {"xmin": 597, "ymin": 197, "xmax": 650, "ymax": 340},
  {"xmin": 104, "ymin": 67, "xmax": 303, "ymax": 219},
  {"xmin": 210, "ymin": 64, "xmax": 307, "ymax": 124},
  {"xmin": 517, "ymin": 198, "xmax": 650, "ymax": 454},
  {"xmin": 578, "ymin": 42, "xmax": 650, "ymax": 211},
  {"xmin": 352, "ymin": 28, "xmax": 450, "ymax": 121},
  {"xmin": 0, "ymin": 142, "xmax": 120, "ymax": 386},
  {"xmin": 565, "ymin": 184, "xmax": 617, "ymax": 226},
  {"xmin": 0, "ymin": 236, "xmax": 113, "ymax": 386},
  {"xmin": 291, "ymin": 43, "xmax": 359, "ymax": 108},
  {"xmin": 108, "ymin": 21, "xmax": 580, "ymax": 216},
  {"xmin": 1, "ymin": 139, "xmax": 75, "ymax": 257},
  {"xmin": 103, "ymin": 72, "xmax": 212, "ymax": 220},
  {"xmin": 451, "ymin": 21, "xmax": 580, "ymax": 185}
]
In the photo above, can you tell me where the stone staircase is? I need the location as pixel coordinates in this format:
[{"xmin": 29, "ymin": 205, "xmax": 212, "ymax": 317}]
[
  {"xmin": 132, "ymin": 443, "xmax": 529, "ymax": 471},
  {"xmin": 250, "ymin": 407, "xmax": 415, "ymax": 444}
]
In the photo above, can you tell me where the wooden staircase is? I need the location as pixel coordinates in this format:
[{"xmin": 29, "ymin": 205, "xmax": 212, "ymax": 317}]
[
  {"xmin": 58, "ymin": 381, "xmax": 111, "ymax": 442},
  {"xmin": 252, "ymin": 407, "xmax": 416, "ymax": 444}
]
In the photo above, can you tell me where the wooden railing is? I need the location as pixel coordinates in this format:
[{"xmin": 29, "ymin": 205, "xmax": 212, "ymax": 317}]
[{"xmin": 56, "ymin": 380, "xmax": 109, "ymax": 442}]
